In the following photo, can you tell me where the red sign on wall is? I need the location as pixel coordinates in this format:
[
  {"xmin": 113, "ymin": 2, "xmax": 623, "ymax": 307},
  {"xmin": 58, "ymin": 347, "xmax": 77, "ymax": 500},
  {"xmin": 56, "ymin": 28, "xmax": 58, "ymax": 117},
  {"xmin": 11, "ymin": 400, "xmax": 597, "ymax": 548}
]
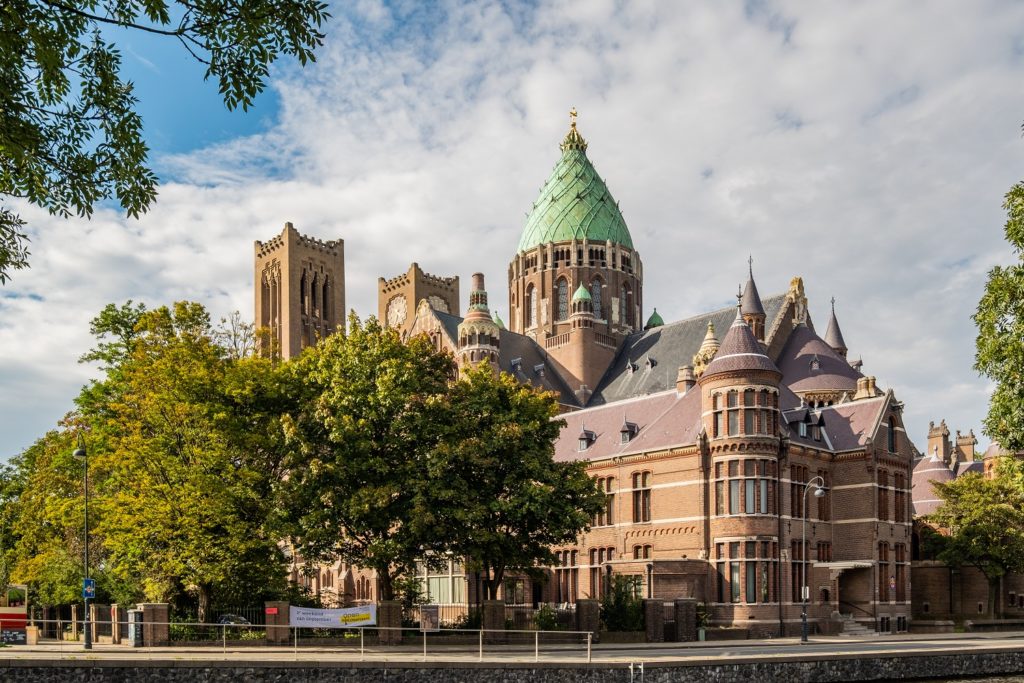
[{"xmin": 265, "ymin": 607, "xmax": 279, "ymax": 615}]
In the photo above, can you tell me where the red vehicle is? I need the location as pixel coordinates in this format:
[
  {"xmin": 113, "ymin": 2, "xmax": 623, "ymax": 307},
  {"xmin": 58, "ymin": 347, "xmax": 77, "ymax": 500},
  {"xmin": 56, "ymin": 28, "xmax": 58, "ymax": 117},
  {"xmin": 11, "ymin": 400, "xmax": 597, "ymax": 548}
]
[{"xmin": 0, "ymin": 585, "xmax": 28, "ymax": 635}]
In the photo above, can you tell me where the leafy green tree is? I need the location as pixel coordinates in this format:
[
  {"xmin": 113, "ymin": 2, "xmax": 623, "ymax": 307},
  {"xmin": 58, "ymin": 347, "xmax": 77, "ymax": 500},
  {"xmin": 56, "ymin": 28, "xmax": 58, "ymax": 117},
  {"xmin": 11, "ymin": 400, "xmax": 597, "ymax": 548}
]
[
  {"xmin": 0, "ymin": 0, "xmax": 329, "ymax": 283},
  {"xmin": 975, "ymin": 181, "xmax": 1024, "ymax": 450},
  {"xmin": 928, "ymin": 461, "xmax": 1024, "ymax": 616},
  {"xmin": 280, "ymin": 315, "xmax": 455, "ymax": 601},
  {"xmin": 428, "ymin": 366, "xmax": 605, "ymax": 601},
  {"xmin": 91, "ymin": 301, "xmax": 291, "ymax": 620}
]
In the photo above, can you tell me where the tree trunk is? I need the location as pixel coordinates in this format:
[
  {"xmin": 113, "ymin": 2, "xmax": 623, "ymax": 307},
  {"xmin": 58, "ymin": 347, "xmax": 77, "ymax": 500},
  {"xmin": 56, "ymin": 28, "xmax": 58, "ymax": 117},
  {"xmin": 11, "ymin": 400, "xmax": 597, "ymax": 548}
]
[
  {"xmin": 197, "ymin": 585, "xmax": 211, "ymax": 624},
  {"xmin": 989, "ymin": 576, "xmax": 1001, "ymax": 618},
  {"xmin": 378, "ymin": 569, "xmax": 394, "ymax": 602}
]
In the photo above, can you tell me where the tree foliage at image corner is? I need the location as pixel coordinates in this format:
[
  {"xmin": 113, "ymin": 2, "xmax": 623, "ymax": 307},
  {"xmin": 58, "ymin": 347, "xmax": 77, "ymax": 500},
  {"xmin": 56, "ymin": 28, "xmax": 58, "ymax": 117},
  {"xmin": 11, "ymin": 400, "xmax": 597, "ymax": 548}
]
[
  {"xmin": 975, "ymin": 181, "xmax": 1024, "ymax": 451},
  {"xmin": 0, "ymin": 0, "xmax": 329, "ymax": 283}
]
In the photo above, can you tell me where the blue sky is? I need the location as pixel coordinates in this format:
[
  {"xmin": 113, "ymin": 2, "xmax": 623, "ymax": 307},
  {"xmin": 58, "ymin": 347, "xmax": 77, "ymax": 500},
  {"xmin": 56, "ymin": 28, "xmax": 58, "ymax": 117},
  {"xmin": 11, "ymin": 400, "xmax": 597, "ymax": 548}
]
[{"xmin": 2, "ymin": 0, "xmax": 1024, "ymax": 458}]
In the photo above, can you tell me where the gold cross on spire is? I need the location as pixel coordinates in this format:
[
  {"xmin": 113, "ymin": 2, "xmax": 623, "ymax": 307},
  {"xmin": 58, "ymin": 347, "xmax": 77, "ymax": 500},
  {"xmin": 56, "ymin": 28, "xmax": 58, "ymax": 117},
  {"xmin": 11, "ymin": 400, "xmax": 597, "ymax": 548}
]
[{"xmin": 569, "ymin": 107, "xmax": 578, "ymax": 128}]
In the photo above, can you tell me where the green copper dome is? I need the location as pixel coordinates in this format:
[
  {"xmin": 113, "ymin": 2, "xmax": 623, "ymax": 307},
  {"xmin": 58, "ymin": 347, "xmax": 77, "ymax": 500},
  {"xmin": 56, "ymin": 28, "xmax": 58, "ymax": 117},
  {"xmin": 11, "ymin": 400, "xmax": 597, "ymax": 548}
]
[
  {"xmin": 644, "ymin": 308, "xmax": 664, "ymax": 330},
  {"xmin": 517, "ymin": 113, "xmax": 634, "ymax": 253},
  {"xmin": 572, "ymin": 283, "xmax": 592, "ymax": 302}
]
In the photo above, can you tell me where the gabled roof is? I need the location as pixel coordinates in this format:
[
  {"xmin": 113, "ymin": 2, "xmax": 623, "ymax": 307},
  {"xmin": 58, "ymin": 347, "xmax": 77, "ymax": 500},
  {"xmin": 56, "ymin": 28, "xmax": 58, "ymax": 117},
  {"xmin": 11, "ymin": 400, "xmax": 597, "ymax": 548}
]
[
  {"xmin": 814, "ymin": 394, "xmax": 889, "ymax": 452},
  {"xmin": 590, "ymin": 294, "xmax": 786, "ymax": 405}
]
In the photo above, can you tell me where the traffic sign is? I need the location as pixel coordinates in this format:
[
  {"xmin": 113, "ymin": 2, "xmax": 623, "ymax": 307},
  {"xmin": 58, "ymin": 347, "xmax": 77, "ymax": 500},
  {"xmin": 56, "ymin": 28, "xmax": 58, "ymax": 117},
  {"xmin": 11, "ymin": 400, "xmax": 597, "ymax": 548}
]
[{"xmin": 82, "ymin": 578, "xmax": 96, "ymax": 600}]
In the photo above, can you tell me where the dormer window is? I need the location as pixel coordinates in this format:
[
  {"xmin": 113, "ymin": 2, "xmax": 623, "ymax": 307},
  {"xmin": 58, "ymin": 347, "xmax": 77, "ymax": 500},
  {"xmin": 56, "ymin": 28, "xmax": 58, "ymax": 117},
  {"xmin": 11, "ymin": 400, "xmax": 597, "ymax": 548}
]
[
  {"xmin": 809, "ymin": 355, "xmax": 821, "ymax": 372},
  {"xmin": 798, "ymin": 422, "xmax": 808, "ymax": 438},
  {"xmin": 620, "ymin": 421, "xmax": 639, "ymax": 444},
  {"xmin": 644, "ymin": 356, "xmax": 657, "ymax": 370},
  {"xmin": 509, "ymin": 357, "xmax": 522, "ymax": 372},
  {"xmin": 578, "ymin": 429, "xmax": 596, "ymax": 451}
]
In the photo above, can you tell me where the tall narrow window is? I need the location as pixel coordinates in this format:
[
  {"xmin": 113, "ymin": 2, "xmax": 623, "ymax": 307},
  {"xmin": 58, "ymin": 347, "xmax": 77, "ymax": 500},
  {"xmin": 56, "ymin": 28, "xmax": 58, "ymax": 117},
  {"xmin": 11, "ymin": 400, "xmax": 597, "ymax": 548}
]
[
  {"xmin": 621, "ymin": 284, "xmax": 632, "ymax": 326},
  {"xmin": 591, "ymin": 279, "xmax": 602, "ymax": 319},
  {"xmin": 300, "ymin": 271, "xmax": 308, "ymax": 315},
  {"xmin": 557, "ymin": 278, "xmax": 569, "ymax": 321},
  {"xmin": 879, "ymin": 543, "xmax": 890, "ymax": 602},
  {"xmin": 727, "ymin": 391, "xmax": 739, "ymax": 436},
  {"xmin": 632, "ymin": 471, "xmax": 652, "ymax": 522},
  {"xmin": 888, "ymin": 417, "xmax": 898, "ymax": 452},
  {"xmin": 525, "ymin": 285, "xmax": 534, "ymax": 328}
]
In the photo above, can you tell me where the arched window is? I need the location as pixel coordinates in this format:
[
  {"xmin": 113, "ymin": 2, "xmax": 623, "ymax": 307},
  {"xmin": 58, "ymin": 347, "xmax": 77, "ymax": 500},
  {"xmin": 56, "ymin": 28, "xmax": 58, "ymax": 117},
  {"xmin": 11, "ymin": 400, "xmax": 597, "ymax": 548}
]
[
  {"xmin": 322, "ymin": 277, "xmax": 330, "ymax": 322},
  {"xmin": 525, "ymin": 285, "xmax": 534, "ymax": 327},
  {"xmin": 888, "ymin": 417, "xmax": 897, "ymax": 452},
  {"xmin": 557, "ymin": 278, "xmax": 569, "ymax": 321},
  {"xmin": 591, "ymin": 279, "xmax": 603, "ymax": 319},
  {"xmin": 310, "ymin": 273, "xmax": 318, "ymax": 315}
]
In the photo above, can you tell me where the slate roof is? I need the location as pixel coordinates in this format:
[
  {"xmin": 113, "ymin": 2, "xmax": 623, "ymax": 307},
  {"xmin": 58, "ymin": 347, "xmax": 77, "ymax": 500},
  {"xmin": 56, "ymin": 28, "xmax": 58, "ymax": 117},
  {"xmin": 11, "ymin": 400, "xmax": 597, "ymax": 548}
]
[
  {"xmin": 911, "ymin": 454, "xmax": 955, "ymax": 516},
  {"xmin": 824, "ymin": 307, "xmax": 848, "ymax": 353},
  {"xmin": 777, "ymin": 323, "xmax": 862, "ymax": 395},
  {"xmin": 590, "ymin": 294, "xmax": 786, "ymax": 405},
  {"xmin": 741, "ymin": 272, "xmax": 766, "ymax": 316},
  {"xmin": 816, "ymin": 395, "xmax": 888, "ymax": 451},
  {"xmin": 433, "ymin": 309, "xmax": 579, "ymax": 406},
  {"xmin": 554, "ymin": 389, "xmax": 701, "ymax": 463},
  {"xmin": 702, "ymin": 310, "xmax": 780, "ymax": 378}
]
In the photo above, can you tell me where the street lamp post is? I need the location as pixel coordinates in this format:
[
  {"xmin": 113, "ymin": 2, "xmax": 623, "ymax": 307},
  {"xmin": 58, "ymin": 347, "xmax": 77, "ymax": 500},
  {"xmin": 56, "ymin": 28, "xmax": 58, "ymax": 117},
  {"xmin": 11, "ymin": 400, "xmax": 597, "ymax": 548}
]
[
  {"xmin": 800, "ymin": 475, "xmax": 826, "ymax": 644},
  {"xmin": 72, "ymin": 434, "xmax": 91, "ymax": 650}
]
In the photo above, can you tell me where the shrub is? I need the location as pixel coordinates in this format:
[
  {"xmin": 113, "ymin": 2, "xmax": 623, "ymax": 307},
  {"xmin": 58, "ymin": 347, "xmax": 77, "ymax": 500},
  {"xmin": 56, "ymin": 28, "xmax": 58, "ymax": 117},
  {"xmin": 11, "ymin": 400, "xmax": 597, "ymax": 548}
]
[{"xmin": 600, "ymin": 575, "xmax": 644, "ymax": 632}]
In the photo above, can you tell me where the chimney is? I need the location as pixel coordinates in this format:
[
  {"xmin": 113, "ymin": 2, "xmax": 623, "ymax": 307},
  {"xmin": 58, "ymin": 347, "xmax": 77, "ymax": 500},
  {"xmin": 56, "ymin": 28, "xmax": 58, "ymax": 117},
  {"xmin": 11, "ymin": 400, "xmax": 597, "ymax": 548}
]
[
  {"xmin": 927, "ymin": 420, "xmax": 952, "ymax": 466},
  {"xmin": 956, "ymin": 429, "xmax": 977, "ymax": 461},
  {"xmin": 677, "ymin": 365, "xmax": 696, "ymax": 394}
]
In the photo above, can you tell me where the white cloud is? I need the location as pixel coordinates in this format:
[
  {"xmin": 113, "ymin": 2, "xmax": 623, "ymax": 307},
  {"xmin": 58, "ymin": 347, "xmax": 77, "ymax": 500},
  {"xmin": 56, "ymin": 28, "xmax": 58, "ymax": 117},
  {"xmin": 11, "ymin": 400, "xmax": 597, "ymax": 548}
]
[{"xmin": 3, "ymin": 0, "xmax": 1024, "ymax": 457}]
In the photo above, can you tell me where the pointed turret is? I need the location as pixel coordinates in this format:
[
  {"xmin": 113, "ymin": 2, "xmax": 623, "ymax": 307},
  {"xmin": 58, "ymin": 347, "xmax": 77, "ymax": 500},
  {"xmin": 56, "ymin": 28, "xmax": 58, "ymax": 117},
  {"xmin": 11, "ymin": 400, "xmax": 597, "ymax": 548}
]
[
  {"xmin": 741, "ymin": 257, "xmax": 766, "ymax": 340},
  {"xmin": 570, "ymin": 283, "xmax": 595, "ymax": 326},
  {"xmin": 701, "ymin": 303, "xmax": 780, "ymax": 380},
  {"xmin": 457, "ymin": 273, "xmax": 500, "ymax": 372},
  {"xmin": 824, "ymin": 297, "xmax": 848, "ymax": 359}
]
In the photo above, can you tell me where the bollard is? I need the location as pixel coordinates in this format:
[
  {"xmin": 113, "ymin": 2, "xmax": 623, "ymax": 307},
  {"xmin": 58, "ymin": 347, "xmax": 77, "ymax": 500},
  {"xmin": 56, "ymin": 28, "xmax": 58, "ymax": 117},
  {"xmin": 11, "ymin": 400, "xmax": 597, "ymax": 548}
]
[
  {"xmin": 478, "ymin": 629, "xmax": 483, "ymax": 661},
  {"xmin": 360, "ymin": 628, "xmax": 364, "ymax": 661},
  {"xmin": 587, "ymin": 632, "xmax": 592, "ymax": 663},
  {"xmin": 422, "ymin": 629, "xmax": 427, "ymax": 661},
  {"xmin": 293, "ymin": 626, "xmax": 297, "ymax": 661},
  {"xmin": 535, "ymin": 630, "xmax": 539, "ymax": 662}
]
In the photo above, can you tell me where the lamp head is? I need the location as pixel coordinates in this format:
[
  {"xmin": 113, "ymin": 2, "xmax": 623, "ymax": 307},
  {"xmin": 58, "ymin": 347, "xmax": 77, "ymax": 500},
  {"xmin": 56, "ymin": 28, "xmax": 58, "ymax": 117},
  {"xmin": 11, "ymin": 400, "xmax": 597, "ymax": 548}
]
[
  {"xmin": 813, "ymin": 486, "xmax": 826, "ymax": 498},
  {"xmin": 72, "ymin": 433, "xmax": 86, "ymax": 461}
]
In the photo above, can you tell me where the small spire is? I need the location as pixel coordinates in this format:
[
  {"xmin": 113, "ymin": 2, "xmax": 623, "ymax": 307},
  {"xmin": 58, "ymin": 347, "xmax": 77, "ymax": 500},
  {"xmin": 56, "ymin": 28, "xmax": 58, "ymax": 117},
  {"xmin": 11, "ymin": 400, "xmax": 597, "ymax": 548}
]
[
  {"xmin": 570, "ymin": 106, "xmax": 578, "ymax": 128},
  {"xmin": 824, "ymin": 297, "xmax": 848, "ymax": 358},
  {"xmin": 741, "ymin": 258, "xmax": 766, "ymax": 317}
]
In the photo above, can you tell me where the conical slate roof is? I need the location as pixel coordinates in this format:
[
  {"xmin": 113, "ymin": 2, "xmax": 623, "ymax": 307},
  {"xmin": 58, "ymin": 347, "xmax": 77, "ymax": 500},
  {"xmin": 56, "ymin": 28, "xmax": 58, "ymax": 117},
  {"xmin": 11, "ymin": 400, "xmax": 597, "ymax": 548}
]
[
  {"xmin": 824, "ymin": 298, "xmax": 848, "ymax": 353},
  {"xmin": 517, "ymin": 112, "xmax": 634, "ymax": 253},
  {"xmin": 741, "ymin": 260, "xmax": 766, "ymax": 316},
  {"xmin": 702, "ymin": 308, "xmax": 780, "ymax": 378}
]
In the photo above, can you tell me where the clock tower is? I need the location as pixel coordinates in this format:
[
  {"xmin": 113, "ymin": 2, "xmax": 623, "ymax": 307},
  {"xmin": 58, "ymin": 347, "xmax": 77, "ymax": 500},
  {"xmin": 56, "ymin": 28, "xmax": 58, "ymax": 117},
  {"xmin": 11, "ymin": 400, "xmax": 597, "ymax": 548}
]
[{"xmin": 378, "ymin": 263, "xmax": 460, "ymax": 339}]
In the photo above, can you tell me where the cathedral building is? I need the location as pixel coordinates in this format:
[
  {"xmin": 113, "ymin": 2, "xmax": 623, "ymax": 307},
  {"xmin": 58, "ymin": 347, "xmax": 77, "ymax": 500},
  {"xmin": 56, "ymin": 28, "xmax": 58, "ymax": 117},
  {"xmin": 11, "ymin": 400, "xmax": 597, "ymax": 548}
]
[{"xmin": 258, "ymin": 113, "xmax": 918, "ymax": 636}]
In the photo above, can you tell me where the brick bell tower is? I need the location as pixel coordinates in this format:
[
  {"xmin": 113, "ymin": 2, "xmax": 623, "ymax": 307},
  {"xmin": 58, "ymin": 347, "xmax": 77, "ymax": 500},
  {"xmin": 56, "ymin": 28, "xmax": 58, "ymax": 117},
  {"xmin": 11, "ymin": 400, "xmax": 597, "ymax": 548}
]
[
  {"xmin": 254, "ymin": 222, "xmax": 345, "ymax": 359},
  {"xmin": 507, "ymin": 110, "xmax": 642, "ymax": 404}
]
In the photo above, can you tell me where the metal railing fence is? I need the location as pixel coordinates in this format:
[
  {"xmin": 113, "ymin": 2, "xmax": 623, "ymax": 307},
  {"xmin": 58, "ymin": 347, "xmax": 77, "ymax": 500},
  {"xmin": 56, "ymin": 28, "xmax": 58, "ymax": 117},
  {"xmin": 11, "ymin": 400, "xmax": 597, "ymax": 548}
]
[{"xmin": 22, "ymin": 619, "xmax": 594, "ymax": 663}]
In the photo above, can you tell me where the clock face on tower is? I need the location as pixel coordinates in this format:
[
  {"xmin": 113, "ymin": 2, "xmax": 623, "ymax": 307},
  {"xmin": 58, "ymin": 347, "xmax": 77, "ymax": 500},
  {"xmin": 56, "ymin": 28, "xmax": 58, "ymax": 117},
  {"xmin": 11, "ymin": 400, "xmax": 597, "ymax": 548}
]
[
  {"xmin": 387, "ymin": 295, "xmax": 408, "ymax": 327},
  {"xmin": 428, "ymin": 295, "xmax": 449, "ymax": 313}
]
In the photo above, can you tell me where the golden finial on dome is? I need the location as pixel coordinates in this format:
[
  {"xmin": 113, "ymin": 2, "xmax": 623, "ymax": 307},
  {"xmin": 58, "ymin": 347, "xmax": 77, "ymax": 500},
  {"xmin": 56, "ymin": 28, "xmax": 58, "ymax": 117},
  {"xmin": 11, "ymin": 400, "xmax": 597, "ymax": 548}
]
[{"xmin": 560, "ymin": 107, "xmax": 588, "ymax": 152}]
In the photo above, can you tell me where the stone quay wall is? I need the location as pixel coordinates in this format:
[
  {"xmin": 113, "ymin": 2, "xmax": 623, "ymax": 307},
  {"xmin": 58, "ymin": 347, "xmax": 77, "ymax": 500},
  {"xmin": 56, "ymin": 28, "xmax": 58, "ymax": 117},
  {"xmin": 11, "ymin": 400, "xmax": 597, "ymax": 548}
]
[{"xmin": 3, "ymin": 649, "xmax": 1024, "ymax": 682}]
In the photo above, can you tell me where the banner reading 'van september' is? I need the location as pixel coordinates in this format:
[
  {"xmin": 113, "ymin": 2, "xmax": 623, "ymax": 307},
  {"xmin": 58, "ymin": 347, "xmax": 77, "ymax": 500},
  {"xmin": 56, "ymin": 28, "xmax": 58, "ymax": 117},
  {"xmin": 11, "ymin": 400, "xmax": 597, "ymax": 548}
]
[{"xmin": 289, "ymin": 604, "xmax": 377, "ymax": 628}]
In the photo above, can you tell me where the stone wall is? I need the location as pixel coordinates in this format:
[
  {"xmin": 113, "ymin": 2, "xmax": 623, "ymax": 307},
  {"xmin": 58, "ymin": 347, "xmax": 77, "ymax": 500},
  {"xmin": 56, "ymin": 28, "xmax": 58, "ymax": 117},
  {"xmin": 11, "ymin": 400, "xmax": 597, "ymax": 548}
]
[{"xmin": 7, "ymin": 650, "xmax": 1024, "ymax": 682}]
